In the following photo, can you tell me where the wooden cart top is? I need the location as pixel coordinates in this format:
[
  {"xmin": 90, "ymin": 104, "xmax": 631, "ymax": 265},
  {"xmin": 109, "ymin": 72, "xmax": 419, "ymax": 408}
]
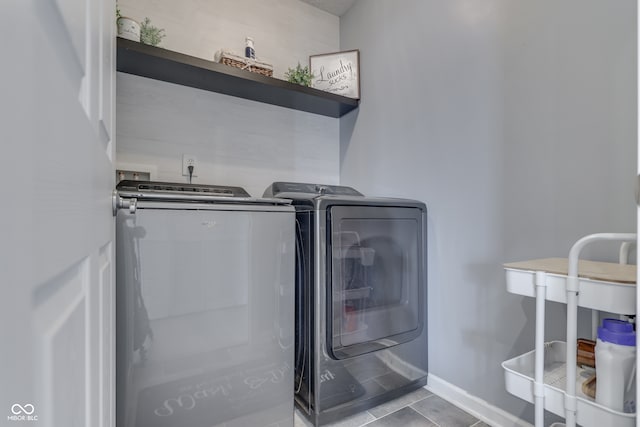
[{"xmin": 504, "ymin": 258, "xmax": 636, "ymax": 284}]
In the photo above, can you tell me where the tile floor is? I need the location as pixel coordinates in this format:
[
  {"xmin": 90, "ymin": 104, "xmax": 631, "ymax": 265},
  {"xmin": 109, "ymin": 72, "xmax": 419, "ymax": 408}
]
[{"xmin": 294, "ymin": 388, "xmax": 490, "ymax": 427}]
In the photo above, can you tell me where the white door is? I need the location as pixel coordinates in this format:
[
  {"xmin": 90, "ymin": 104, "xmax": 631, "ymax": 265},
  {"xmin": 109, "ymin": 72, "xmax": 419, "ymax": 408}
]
[
  {"xmin": 0, "ymin": 0, "xmax": 115, "ymax": 426},
  {"xmin": 637, "ymin": 5, "xmax": 640, "ymax": 426}
]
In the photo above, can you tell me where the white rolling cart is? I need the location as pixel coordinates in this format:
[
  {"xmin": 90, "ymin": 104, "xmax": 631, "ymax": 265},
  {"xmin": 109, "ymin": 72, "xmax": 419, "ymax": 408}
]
[{"xmin": 502, "ymin": 233, "xmax": 637, "ymax": 427}]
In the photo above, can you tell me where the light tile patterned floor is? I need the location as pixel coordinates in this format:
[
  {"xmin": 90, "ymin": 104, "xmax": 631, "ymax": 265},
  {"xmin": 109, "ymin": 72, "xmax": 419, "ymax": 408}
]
[{"xmin": 294, "ymin": 388, "xmax": 491, "ymax": 427}]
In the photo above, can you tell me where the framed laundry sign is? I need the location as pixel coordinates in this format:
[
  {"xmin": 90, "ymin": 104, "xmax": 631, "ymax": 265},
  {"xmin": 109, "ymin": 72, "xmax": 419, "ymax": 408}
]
[{"xmin": 309, "ymin": 50, "xmax": 360, "ymax": 99}]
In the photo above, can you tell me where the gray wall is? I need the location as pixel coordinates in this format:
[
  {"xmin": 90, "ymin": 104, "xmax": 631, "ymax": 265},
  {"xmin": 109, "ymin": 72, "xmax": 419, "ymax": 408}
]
[
  {"xmin": 117, "ymin": 73, "xmax": 340, "ymax": 197},
  {"xmin": 340, "ymin": 0, "xmax": 636, "ymax": 421}
]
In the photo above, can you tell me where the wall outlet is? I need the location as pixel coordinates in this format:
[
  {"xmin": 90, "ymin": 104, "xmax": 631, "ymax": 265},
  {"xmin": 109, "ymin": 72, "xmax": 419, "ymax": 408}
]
[{"xmin": 182, "ymin": 154, "xmax": 198, "ymax": 177}]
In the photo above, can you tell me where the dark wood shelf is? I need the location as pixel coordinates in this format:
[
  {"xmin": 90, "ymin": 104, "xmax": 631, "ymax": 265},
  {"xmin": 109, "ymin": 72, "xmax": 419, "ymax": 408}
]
[{"xmin": 116, "ymin": 38, "xmax": 359, "ymax": 118}]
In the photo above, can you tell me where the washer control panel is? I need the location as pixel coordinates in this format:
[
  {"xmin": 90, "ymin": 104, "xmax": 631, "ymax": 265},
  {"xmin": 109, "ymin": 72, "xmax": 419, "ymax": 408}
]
[{"xmin": 265, "ymin": 182, "xmax": 364, "ymax": 197}]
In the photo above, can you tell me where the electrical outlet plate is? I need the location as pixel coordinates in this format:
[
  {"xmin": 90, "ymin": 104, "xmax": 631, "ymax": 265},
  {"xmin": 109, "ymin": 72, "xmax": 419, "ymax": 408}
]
[{"xmin": 182, "ymin": 154, "xmax": 198, "ymax": 177}]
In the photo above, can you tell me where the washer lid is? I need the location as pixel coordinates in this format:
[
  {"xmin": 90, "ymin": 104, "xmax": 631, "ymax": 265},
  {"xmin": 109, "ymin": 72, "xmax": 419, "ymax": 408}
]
[
  {"xmin": 117, "ymin": 180, "xmax": 252, "ymax": 197},
  {"xmin": 114, "ymin": 180, "xmax": 291, "ymax": 215}
]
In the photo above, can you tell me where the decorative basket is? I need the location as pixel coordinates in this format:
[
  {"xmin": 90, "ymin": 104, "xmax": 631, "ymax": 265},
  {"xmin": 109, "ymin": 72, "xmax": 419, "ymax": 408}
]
[{"xmin": 214, "ymin": 50, "xmax": 273, "ymax": 77}]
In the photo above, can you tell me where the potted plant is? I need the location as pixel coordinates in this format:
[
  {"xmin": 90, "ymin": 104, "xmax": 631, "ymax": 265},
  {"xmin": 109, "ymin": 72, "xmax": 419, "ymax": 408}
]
[
  {"xmin": 140, "ymin": 17, "xmax": 166, "ymax": 47},
  {"xmin": 284, "ymin": 63, "xmax": 314, "ymax": 87}
]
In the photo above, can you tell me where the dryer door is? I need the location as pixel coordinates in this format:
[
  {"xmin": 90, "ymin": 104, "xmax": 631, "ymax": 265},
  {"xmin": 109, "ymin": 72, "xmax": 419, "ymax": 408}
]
[{"xmin": 327, "ymin": 205, "xmax": 425, "ymax": 360}]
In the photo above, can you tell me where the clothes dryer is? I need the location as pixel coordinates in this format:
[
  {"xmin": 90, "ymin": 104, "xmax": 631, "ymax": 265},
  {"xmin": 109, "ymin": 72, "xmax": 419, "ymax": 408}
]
[{"xmin": 264, "ymin": 182, "xmax": 428, "ymax": 425}]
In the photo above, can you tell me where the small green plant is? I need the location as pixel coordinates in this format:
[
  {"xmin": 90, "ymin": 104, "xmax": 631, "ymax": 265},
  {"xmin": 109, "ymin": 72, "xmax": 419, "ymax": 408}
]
[
  {"xmin": 116, "ymin": 5, "xmax": 122, "ymax": 21},
  {"xmin": 284, "ymin": 63, "xmax": 314, "ymax": 87},
  {"xmin": 140, "ymin": 17, "xmax": 166, "ymax": 47}
]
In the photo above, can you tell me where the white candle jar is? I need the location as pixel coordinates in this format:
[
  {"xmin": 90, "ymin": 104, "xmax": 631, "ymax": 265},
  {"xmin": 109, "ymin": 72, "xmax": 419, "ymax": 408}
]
[{"xmin": 117, "ymin": 17, "xmax": 140, "ymax": 42}]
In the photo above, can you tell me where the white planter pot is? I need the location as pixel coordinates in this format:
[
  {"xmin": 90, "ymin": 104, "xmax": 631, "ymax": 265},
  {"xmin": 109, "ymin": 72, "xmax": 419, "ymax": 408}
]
[{"xmin": 117, "ymin": 17, "xmax": 140, "ymax": 42}]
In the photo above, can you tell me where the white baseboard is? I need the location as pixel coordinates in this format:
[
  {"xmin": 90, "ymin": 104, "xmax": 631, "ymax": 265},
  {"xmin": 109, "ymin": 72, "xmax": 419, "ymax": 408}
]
[{"xmin": 426, "ymin": 374, "xmax": 533, "ymax": 427}]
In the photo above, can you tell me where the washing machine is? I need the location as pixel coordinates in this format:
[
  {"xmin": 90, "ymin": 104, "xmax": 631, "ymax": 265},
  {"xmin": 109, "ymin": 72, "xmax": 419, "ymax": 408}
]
[
  {"xmin": 264, "ymin": 182, "xmax": 428, "ymax": 425},
  {"xmin": 115, "ymin": 180, "xmax": 295, "ymax": 427}
]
